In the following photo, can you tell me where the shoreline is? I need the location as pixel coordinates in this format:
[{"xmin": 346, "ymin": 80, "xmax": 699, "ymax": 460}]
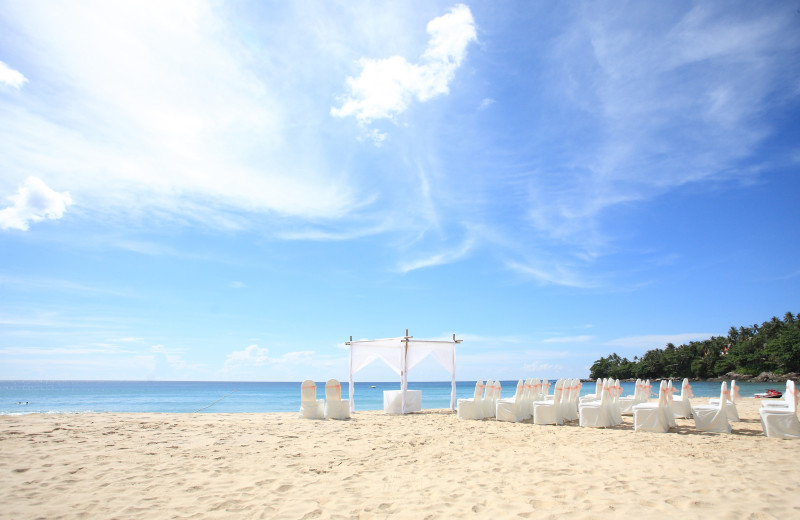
[{"xmin": 2, "ymin": 398, "xmax": 798, "ymax": 519}]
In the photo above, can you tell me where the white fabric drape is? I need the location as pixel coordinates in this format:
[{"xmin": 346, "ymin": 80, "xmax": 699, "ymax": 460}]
[{"xmin": 348, "ymin": 337, "xmax": 457, "ymax": 413}]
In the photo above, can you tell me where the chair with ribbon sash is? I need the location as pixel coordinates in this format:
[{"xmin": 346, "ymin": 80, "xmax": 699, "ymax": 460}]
[
  {"xmin": 759, "ymin": 380, "xmax": 800, "ymax": 439},
  {"xmin": 324, "ymin": 379, "xmax": 351, "ymax": 420},
  {"xmin": 618, "ymin": 379, "xmax": 648, "ymax": 416},
  {"xmin": 561, "ymin": 379, "xmax": 581, "ymax": 422},
  {"xmin": 580, "ymin": 379, "xmax": 604, "ymax": 404},
  {"xmin": 299, "ymin": 379, "xmax": 324, "ymax": 419},
  {"xmin": 632, "ymin": 380, "xmax": 671, "ymax": 433},
  {"xmin": 496, "ymin": 380, "xmax": 526, "ymax": 422},
  {"xmin": 642, "ymin": 379, "xmax": 654, "ymax": 401},
  {"xmin": 761, "ymin": 380, "xmax": 795, "ymax": 411},
  {"xmin": 579, "ymin": 379, "xmax": 615, "ymax": 428},
  {"xmin": 662, "ymin": 380, "xmax": 677, "ymax": 427},
  {"xmin": 693, "ymin": 381, "xmax": 731, "ymax": 433},
  {"xmin": 515, "ymin": 378, "xmax": 533, "ymax": 420},
  {"xmin": 543, "ymin": 379, "xmax": 554, "ymax": 400},
  {"xmin": 457, "ymin": 380, "xmax": 485, "ymax": 420},
  {"xmin": 483, "ymin": 380, "xmax": 500, "ymax": 418},
  {"xmin": 670, "ymin": 378, "xmax": 694, "ymax": 419},
  {"xmin": 707, "ymin": 380, "xmax": 740, "ymax": 421},
  {"xmin": 608, "ymin": 379, "xmax": 624, "ymax": 425},
  {"xmin": 530, "ymin": 378, "xmax": 543, "ymax": 402},
  {"xmin": 533, "ymin": 379, "xmax": 565, "ymax": 425}
]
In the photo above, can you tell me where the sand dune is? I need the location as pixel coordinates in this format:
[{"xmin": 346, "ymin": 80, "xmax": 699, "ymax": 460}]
[{"xmin": 1, "ymin": 398, "xmax": 797, "ymax": 519}]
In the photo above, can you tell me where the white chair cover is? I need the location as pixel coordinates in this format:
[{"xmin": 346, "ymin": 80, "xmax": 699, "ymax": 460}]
[
  {"xmin": 480, "ymin": 379, "xmax": 494, "ymax": 418},
  {"xmin": 608, "ymin": 379, "xmax": 623, "ymax": 425},
  {"xmin": 762, "ymin": 380, "xmax": 795, "ymax": 410},
  {"xmin": 633, "ymin": 380, "xmax": 670, "ymax": 433},
  {"xmin": 531, "ymin": 379, "xmax": 543, "ymax": 402},
  {"xmin": 541, "ymin": 380, "xmax": 552, "ymax": 400},
  {"xmin": 457, "ymin": 380, "xmax": 485, "ymax": 420},
  {"xmin": 581, "ymin": 379, "xmax": 603, "ymax": 403},
  {"xmin": 324, "ymin": 379, "xmax": 351, "ymax": 420},
  {"xmin": 618, "ymin": 379, "xmax": 639, "ymax": 416},
  {"xmin": 693, "ymin": 382, "xmax": 731, "ymax": 433},
  {"xmin": 533, "ymin": 379, "xmax": 565, "ymax": 425},
  {"xmin": 663, "ymin": 380, "xmax": 677, "ymax": 427},
  {"xmin": 708, "ymin": 380, "xmax": 740, "ymax": 421},
  {"xmin": 562, "ymin": 379, "xmax": 581, "ymax": 421},
  {"xmin": 670, "ymin": 378, "xmax": 694, "ymax": 419},
  {"xmin": 299, "ymin": 379, "xmax": 324, "ymax": 419},
  {"xmin": 483, "ymin": 380, "xmax": 500, "ymax": 418},
  {"xmin": 520, "ymin": 378, "xmax": 534, "ymax": 420},
  {"xmin": 496, "ymin": 380, "xmax": 525, "ymax": 422},
  {"xmin": 579, "ymin": 379, "xmax": 614, "ymax": 428},
  {"xmin": 760, "ymin": 381, "xmax": 800, "ymax": 439}
]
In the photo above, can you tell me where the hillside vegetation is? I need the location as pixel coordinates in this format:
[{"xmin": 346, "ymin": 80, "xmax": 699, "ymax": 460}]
[{"xmin": 590, "ymin": 312, "xmax": 800, "ymax": 380}]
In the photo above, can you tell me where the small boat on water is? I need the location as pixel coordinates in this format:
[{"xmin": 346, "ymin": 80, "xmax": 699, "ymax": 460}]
[{"xmin": 754, "ymin": 389, "xmax": 782, "ymax": 398}]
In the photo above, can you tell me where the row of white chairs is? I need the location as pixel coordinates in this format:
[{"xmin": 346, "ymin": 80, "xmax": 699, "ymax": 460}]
[
  {"xmin": 299, "ymin": 379, "xmax": 351, "ymax": 420},
  {"xmin": 457, "ymin": 378, "xmax": 584, "ymax": 424},
  {"xmin": 458, "ymin": 377, "xmax": 796, "ymax": 437}
]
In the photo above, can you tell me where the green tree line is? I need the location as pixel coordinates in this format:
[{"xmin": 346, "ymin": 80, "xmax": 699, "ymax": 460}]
[{"xmin": 590, "ymin": 312, "xmax": 800, "ymax": 380}]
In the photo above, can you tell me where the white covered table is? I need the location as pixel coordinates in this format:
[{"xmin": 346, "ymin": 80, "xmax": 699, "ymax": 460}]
[{"xmin": 383, "ymin": 390, "xmax": 422, "ymax": 414}]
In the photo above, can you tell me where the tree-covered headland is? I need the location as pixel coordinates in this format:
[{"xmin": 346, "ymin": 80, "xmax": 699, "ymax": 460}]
[{"xmin": 590, "ymin": 312, "xmax": 800, "ymax": 380}]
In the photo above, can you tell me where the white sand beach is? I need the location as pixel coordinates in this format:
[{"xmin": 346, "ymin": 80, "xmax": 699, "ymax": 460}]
[{"xmin": 1, "ymin": 398, "xmax": 797, "ymax": 519}]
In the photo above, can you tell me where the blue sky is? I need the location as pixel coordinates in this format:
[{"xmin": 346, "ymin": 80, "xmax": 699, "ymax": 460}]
[{"xmin": 1, "ymin": 1, "xmax": 799, "ymax": 382}]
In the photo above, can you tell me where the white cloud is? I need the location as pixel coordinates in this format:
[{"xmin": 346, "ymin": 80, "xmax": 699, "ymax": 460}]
[
  {"xmin": 0, "ymin": 177, "xmax": 72, "ymax": 231},
  {"xmin": 151, "ymin": 344, "xmax": 195, "ymax": 372},
  {"xmin": 0, "ymin": 61, "xmax": 27, "ymax": 88},
  {"xmin": 224, "ymin": 344, "xmax": 271, "ymax": 369},
  {"xmin": 605, "ymin": 333, "xmax": 718, "ymax": 350},
  {"xmin": 331, "ymin": 4, "xmax": 476, "ymax": 126},
  {"xmin": 542, "ymin": 335, "xmax": 593, "ymax": 344}
]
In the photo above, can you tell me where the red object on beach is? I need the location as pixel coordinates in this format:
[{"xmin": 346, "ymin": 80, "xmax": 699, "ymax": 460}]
[{"xmin": 754, "ymin": 389, "xmax": 782, "ymax": 399}]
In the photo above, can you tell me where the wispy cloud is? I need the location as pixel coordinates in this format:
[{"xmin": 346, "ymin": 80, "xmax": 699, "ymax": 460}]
[
  {"xmin": 522, "ymin": 361, "xmax": 562, "ymax": 372},
  {"xmin": 223, "ymin": 344, "xmax": 317, "ymax": 371},
  {"xmin": 331, "ymin": 4, "xmax": 476, "ymax": 134},
  {"xmin": 0, "ymin": 61, "xmax": 27, "ymax": 88},
  {"xmin": 478, "ymin": 98, "xmax": 494, "ymax": 110},
  {"xmin": 0, "ymin": 345, "xmax": 135, "ymax": 356},
  {"xmin": 151, "ymin": 344, "xmax": 202, "ymax": 373},
  {"xmin": 506, "ymin": 260, "xmax": 597, "ymax": 289},
  {"xmin": 398, "ymin": 238, "xmax": 474, "ymax": 273},
  {"xmin": 605, "ymin": 333, "xmax": 718, "ymax": 350},
  {"xmin": 522, "ymin": 4, "xmax": 797, "ymax": 254},
  {"xmin": 542, "ymin": 335, "xmax": 593, "ymax": 344}
]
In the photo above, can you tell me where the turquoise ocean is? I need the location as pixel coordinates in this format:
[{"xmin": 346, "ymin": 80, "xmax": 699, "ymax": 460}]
[{"xmin": 0, "ymin": 380, "xmax": 787, "ymax": 415}]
